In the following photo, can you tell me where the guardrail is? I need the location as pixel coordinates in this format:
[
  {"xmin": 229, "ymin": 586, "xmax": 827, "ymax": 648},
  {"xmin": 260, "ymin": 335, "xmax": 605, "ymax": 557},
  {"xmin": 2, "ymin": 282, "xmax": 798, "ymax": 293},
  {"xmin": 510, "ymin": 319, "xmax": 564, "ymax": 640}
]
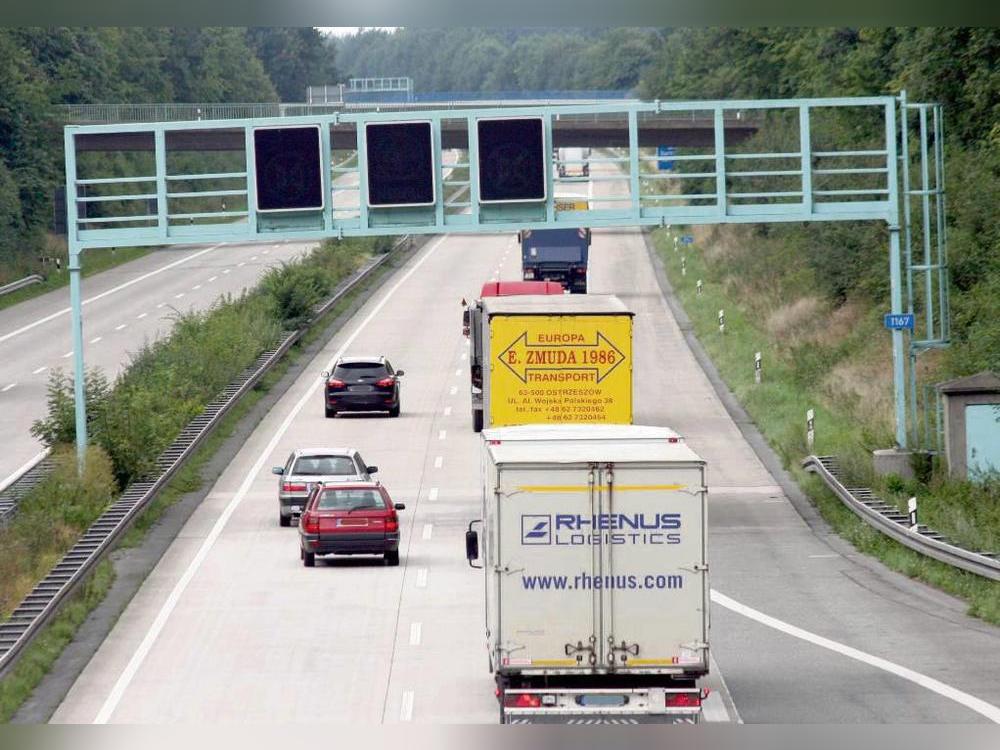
[
  {"xmin": 0, "ymin": 237, "xmax": 409, "ymax": 676},
  {"xmin": 803, "ymin": 455, "xmax": 1000, "ymax": 581},
  {"xmin": 0, "ymin": 451, "xmax": 54, "ymax": 527},
  {"xmin": 0, "ymin": 275, "xmax": 43, "ymax": 297}
]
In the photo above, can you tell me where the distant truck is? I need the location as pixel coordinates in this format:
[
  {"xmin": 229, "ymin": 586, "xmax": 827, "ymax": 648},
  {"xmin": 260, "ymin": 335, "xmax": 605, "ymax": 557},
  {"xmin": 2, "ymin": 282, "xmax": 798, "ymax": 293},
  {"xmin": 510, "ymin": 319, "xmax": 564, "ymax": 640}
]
[
  {"xmin": 519, "ymin": 227, "xmax": 591, "ymax": 294},
  {"xmin": 463, "ymin": 290, "xmax": 633, "ymax": 432},
  {"xmin": 557, "ymin": 147, "xmax": 590, "ymax": 178},
  {"xmin": 465, "ymin": 424, "xmax": 710, "ymax": 724}
]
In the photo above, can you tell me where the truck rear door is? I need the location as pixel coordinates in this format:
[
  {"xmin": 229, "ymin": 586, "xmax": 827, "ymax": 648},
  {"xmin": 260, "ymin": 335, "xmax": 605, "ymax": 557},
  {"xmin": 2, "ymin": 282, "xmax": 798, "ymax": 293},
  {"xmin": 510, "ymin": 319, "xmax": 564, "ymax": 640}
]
[
  {"xmin": 497, "ymin": 463, "xmax": 601, "ymax": 671},
  {"xmin": 602, "ymin": 462, "xmax": 707, "ymax": 672}
]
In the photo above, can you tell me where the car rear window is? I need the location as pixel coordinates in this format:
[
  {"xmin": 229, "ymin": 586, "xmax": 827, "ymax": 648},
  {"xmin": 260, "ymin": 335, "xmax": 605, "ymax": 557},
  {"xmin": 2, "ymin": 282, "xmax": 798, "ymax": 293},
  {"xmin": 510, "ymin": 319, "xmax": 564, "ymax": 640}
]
[
  {"xmin": 292, "ymin": 455, "xmax": 359, "ymax": 476},
  {"xmin": 316, "ymin": 488, "xmax": 385, "ymax": 511},
  {"xmin": 334, "ymin": 362, "xmax": 389, "ymax": 381}
]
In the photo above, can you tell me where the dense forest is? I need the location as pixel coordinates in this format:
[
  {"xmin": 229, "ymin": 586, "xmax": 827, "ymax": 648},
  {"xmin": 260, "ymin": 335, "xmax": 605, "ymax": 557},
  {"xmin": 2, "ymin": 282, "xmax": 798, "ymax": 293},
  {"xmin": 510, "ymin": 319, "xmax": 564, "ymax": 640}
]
[{"xmin": 0, "ymin": 27, "xmax": 334, "ymax": 281}]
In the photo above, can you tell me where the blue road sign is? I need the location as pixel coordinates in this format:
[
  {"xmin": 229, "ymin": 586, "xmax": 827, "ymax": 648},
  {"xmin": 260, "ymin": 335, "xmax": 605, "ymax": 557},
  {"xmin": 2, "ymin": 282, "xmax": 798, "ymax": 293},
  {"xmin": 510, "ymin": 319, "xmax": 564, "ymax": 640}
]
[
  {"xmin": 657, "ymin": 145, "xmax": 676, "ymax": 171},
  {"xmin": 679, "ymin": 234, "xmax": 694, "ymax": 245},
  {"xmin": 883, "ymin": 313, "xmax": 915, "ymax": 330}
]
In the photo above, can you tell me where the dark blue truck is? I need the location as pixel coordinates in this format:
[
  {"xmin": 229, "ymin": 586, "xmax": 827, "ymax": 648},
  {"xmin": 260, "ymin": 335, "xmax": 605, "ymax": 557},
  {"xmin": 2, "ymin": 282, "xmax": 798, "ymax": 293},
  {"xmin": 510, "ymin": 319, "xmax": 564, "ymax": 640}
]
[{"xmin": 518, "ymin": 227, "xmax": 591, "ymax": 294}]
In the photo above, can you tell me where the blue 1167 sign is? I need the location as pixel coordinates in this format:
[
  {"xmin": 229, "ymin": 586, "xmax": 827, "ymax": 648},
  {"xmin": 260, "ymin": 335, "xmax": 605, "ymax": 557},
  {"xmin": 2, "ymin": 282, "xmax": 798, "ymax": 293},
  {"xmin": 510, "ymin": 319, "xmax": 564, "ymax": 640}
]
[
  {"xmin": 657, "ymin": 145, "xmax": 676, "ymax": 171},
  {"xmin": 679, "ymin": 235, "xmax": 694, "ymax": 245},
  {"xmin": 883, "ymin": 313, "xmax": 915, "ymax": 330}
]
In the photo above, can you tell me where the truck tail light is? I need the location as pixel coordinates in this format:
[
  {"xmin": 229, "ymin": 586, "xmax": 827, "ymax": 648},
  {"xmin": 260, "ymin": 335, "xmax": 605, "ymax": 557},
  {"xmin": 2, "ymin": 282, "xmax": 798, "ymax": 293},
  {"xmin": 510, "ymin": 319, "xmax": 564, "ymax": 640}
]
[
  {"xmin": 375, "ymin": 377, "xmax": 395, "ymax": 387},
  {"xmin": 574, "ymin": 266, "xmax": 587, "ymax": 275},
  {"xmin": 326, "ymin": 378, "xmax": 346, "ymax": 389},
  {"xmin": 302, "ymin": 512, "xmax": 320, "ymax": 534},
  {"xmin": 283, "ymin": 483, "xmax": 307, "ymax": 492},
  {"xmin": 665, "ymin": 692, "xmax": 701, "ymax": 708},
  {"xmin": 523, "ymin": 269, "xmax": 535, "ymax": 280},
  {"xmin": 504, "ymin": 693, "xmax": 542, "ymax": 708},
  {"xmin": 386, "ymin": 513, "xmax": 398, "ymax": 533}
]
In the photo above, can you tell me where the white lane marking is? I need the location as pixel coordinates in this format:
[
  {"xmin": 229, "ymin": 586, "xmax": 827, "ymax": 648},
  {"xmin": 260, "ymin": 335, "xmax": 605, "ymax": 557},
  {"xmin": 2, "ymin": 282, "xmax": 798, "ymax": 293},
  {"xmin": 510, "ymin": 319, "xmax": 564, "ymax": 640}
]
[
  {"xmin": 428, "ymin": 487, "xmax": 438, "ymax": 502},
  {"xmin": 409, "ymin": 622, "xmax": 422, "ymax": 646},
  {"xmin": 438, "ymin": 430, "xmax": 446, "ymax": 441},
  {"xmin": 433, "ymin": 456, "xmax": 443, "ymax": 469},
  {"xmin": 0, "ymin": 449, "xmax": 51, "ymax": 493},
  {"xmin": 92, "ymin": 234, "xmax": 449, "ymax": 724},
  {"xmin": 455, "ymin": 368, "xmax": 461, "ymax": 376},
  {"xmin": 443, "ymin": 406, "xmax": 452, "ymax": 417},
  {"xmin": 263, "ymin": 249, "xmax": 270, "ymax": 255},
  {"xmin": 62, "ymin": 351, "xmax": 73, "ymax": 358},
  {"xmin": 250, "ymin": 256, "xmax": 258, "ymax": 261},
  {"xmin": 0, "ymin": 244, "xmax": 221, "ymax": 345},
  {"xmin": 192, "ymin": 284, "xmax": 202, "ymax": 291},
  {"xmin": 237, "ymin": 262, "xmax": 246, "ymax": 268},
  {"xmin": 136, "ymin": 312, "xmax": 148, "ymax": 319},
  {"xmin": 449, "ymin": 385, "xmax": 457, "ymax": 395},
  {"xmin": 399, "ymin": 691, "xmax": 414, "ymax": 722},
  {"xmin": 415, "ymin": 568, "xmax": 428, "ymax": 588},
  {"xmin": 32, "ymin": 366, "xmax": 47, "ymax": 375},
  {"xmin": 222, "ymin": 269, "xmax": 231, "ymax": 274},
  {"xmin": 156, "ymin": 302, "xmax": 166, "ymax": 308},
  {"xmin": 808, "ymin": 554, "xmax": 840, "ymax": 559},
  {"xmin": 421, "ymin": 524, "xmax": 433, "ymax": 540},
  {"xmin": 460, "ymin": 352, "xmax": 467, "ymax": 360},
  {"xmin": 711, "ymin": 589, "xmax": 1000, "ymax": 723},
  {"xmin": 2, "ymin": 382, "xmax": 16, "ymax": 392},
  {"xmin": 89, "ymin": 336, "xmax": 102, "ymax": 344},
  {"xmin": 114, "ymin": 324, "xmax": 127, "ymax": 331},
  {"xmin": 708, "ymin": 652, "xmax": 742, "ymax": 723},
  {"xmin": 173, "ymin": 293, "xmax": 185, "ymax": 299},
  {"xmin": 208, "ymin": 276, "xmax": 218, "ymax": 283}
]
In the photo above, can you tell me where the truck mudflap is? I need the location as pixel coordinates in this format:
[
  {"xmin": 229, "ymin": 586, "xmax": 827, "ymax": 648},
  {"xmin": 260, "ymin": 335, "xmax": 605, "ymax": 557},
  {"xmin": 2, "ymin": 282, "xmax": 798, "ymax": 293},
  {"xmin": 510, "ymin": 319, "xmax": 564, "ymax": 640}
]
[{"xmin": 500, "ymin": 687, "xmax": 705, "ymax": 725}]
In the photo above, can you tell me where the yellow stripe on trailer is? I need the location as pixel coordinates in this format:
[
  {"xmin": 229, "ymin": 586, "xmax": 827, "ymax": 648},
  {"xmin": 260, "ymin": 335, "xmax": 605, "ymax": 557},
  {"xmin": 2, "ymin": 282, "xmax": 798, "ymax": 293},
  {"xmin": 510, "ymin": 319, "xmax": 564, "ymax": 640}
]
[
  {"xmin": 530, "ymin": 659, "xmax": 578, "ymax": 667},
  {"xmin": 627, "ymin": 658, "xmax": 676, "ymax": 666},
  {"xmin": 515, "ymin": 484, "xmax": 686, "ymax": 493}
]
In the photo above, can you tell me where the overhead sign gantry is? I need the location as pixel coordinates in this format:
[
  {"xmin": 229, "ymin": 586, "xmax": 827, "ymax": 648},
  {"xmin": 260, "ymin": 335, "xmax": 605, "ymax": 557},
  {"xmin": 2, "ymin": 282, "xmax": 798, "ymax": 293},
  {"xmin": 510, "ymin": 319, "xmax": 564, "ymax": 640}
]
[{"xmin": 62, "ymin": 95, "xmax": 948, "ymax": 460}]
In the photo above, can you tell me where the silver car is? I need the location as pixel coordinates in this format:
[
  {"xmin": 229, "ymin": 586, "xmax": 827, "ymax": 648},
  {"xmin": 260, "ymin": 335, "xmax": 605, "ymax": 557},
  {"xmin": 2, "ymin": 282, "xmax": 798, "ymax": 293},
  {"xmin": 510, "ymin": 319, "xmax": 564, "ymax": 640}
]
[{"xmin": 271, "ymin": 447, "xmax": 376, "ymax": 526}]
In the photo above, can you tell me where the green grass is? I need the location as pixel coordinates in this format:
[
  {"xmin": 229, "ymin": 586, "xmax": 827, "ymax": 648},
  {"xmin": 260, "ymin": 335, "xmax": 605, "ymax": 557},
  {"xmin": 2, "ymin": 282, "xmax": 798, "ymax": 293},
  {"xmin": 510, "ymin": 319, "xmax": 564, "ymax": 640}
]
[
  {"xmin": 653, "ymin": 228, "xmax": 1000, "ymax": 625},
  {"xmin": 0, "ymin": 559, "xmax": 114, "ymax": 722},
  {"xmin": 0, "ymin": 245, "xmax": 150, "ymax": 312}
]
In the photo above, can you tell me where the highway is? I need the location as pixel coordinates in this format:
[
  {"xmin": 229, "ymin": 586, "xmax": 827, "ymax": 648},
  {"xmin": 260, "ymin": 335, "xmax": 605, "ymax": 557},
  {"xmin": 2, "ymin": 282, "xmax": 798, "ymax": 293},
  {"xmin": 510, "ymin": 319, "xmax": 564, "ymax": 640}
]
[
  {"xmin": 0, "ymin": 240, "xmax": 315, "ymax": 486},
  {"xmin": 48, "ymin": 159, "xmax": 1000, "ymax": 724}
]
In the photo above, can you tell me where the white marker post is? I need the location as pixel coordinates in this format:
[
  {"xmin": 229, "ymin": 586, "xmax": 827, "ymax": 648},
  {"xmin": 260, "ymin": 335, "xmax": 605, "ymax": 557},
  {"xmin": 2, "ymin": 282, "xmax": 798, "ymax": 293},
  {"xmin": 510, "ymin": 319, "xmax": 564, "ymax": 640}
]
[
  {"xmin": 806, "ymin": 409, "xmax": 815, "ymax": 450},
  {"xmin": 673, "ymin": 236, "xmax": 679, "ymax": 253},
  {"xmin": 718, "ymin": 309, "xmax": 725, "ymax": 335},
  {"xmin": 754, "ymin": 351, "xmax": 762, "ymax": 384},
  {"xmin": 681, "ymin": 255, "xmax": 687, "ymax": 276},
  {"xmin": 696, "ymin": 279, "xmax": 703, "ymax": 295},
  {"xmin": 908, "ymin": 496, "xmax": 919, "ymax": 530}
]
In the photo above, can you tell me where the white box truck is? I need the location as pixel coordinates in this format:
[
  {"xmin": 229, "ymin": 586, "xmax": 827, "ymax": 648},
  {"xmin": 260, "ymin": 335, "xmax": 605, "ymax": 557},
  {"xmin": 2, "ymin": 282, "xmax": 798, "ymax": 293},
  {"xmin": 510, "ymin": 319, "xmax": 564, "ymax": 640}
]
[{"xmin": 465, "ymin": 424, "xmax": 709, "ymax": 724}]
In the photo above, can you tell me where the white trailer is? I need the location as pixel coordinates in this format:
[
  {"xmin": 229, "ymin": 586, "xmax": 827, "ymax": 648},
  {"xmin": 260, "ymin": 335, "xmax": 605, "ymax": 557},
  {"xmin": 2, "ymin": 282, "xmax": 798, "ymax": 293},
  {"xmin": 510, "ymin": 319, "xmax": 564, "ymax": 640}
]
[{"xmin": 465, "ymin": 424, "xmax": 709, "ymax": 724}]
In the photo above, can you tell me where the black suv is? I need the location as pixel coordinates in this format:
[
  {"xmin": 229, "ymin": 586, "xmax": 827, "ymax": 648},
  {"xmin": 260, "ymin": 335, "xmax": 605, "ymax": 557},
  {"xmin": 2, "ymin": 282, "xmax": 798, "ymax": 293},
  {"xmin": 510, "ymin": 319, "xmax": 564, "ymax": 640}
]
[{"xmin": 323, "ymin": 356, "xmax": 403, "ymax": 418}]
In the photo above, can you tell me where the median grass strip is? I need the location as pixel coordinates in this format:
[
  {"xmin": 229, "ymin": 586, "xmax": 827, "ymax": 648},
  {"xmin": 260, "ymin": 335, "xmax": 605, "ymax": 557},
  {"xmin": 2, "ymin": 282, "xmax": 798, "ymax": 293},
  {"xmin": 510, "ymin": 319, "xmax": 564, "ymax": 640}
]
[
  {"xmin": 0, "ymin": 236, "xmax": 388, "ymax": 714},
  {"xmin": 652, "ymin": 227, "xmax": 1000, "ymax": 625}
]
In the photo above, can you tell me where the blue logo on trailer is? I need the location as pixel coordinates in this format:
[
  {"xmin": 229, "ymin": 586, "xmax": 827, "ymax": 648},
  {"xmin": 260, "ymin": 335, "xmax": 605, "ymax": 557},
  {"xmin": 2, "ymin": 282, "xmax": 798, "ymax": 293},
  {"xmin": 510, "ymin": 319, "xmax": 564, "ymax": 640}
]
[
  {"xmin": 883, "ymin": 313, "xmax": 915, "ymax": 331},
  {"xmin": 679, "ymin": 235, "xmax": 694, "ymax": 245},
  {"xmin": 521, "ymin": 515, "xmax": 552, "ymax": 544},
  {"xmin": 657, "ymin": 145, "xmax": 676, "ymax": 171}
]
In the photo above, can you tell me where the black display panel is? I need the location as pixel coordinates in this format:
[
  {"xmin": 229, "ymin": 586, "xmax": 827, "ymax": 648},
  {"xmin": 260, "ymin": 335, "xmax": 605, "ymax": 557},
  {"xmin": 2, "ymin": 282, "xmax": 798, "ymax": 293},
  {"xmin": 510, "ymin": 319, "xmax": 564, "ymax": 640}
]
[
  {"xmin": 365, "ymin": 121, "xmax": 435, "ymax": 207},
  {"xmin": 476, "ymin": 117, "xmax": 546, "ymax": 203},
  {"xmin": 253, "ymin": 126, "xmax": 324, "ymax": 212}
]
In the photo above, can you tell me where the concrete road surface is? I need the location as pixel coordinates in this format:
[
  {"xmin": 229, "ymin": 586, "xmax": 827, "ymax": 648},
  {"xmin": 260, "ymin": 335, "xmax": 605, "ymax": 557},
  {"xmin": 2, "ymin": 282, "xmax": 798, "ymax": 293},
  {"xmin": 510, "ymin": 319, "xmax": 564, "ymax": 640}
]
[{"xmin": 50, "ymin": 160, "xmax": 1000, "ymax": 724}]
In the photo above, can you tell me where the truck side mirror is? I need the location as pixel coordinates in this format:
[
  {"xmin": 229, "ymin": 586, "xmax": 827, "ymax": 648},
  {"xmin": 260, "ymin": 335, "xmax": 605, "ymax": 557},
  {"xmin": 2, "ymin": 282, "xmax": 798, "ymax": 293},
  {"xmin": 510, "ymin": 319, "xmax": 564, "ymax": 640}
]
[
  {"xmin": 516, "ymin": 231, "xmax": 522, "ymax": 243},
  {"xmin": 367, "ymin": 465, "xmax": 378, "ymax": 475},
  {"xmin": 466, "ymin": 521, "xmax": 483, "ymax": 568}
]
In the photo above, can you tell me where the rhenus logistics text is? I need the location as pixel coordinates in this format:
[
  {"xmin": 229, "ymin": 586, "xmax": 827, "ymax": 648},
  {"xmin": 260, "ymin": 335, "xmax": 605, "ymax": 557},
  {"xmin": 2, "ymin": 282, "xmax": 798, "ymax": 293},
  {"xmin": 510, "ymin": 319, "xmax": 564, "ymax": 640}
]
[{"xmin": 521, "ymin": 512, "xmax": 681, "ymax": 546}]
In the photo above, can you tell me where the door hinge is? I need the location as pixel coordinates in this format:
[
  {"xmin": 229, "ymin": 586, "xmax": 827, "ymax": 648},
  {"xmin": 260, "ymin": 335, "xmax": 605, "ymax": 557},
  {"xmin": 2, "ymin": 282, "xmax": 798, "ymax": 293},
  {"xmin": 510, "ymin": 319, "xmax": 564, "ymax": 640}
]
[{"xmin": 607, "ymin": 638, "xmax": 639, "ymax": 665}]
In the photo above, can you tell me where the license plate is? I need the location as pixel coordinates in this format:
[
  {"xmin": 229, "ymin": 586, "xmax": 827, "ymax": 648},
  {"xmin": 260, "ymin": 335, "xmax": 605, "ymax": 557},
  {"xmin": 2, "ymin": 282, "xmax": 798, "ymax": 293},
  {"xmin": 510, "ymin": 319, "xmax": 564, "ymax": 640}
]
[
  {"xmin": 349, "ymin": 385, "xmax": 373, "ymax": 392},
  {"xmin": 290, "ymin": 506, "xmax": 302, "ymax": 514}
]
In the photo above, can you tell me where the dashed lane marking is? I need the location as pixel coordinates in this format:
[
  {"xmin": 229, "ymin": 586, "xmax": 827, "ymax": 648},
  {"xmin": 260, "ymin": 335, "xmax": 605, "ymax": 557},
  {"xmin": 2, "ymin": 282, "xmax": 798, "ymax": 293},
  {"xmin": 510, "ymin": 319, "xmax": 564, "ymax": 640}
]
[
  {"xmin": 136, "ymin": 312, "xmax": 148, "ymax": 319},
  {"xmin": 92, "ymin": 234, "xmax": 450, "ymax": 724},
  {"xmin": 0, "ymin": 243, "xmax": 221, "ymax": 345},
  {"xmin": 399, "ymin": 691, "xmax": 414, "ymax": 722},
  {"xmin": 415, "ymin": 568, "xmax": 428, "ymax": 588},
  {"xmin": 438, "ymin": 430, "xmax": 446, "ymax": 441},
  {"xmin": 422, "ymin": 524, "xmax": 433, "ymax": 540},
  {"xmin": 428, "ymin": 488, "xmax": 438, "ymax": 502},
  {"xmin": 2, "ymin": 383, "xmax": 16, "ymax": 392},
  {"xmin": 62, "ymin": 351, "xmax": 73, "ymax": 358},
  {"xmin": 409, "ymin": 623, "xmax": 422, "ymax": 646},
  {"xmin": 433, "ymin": 456, "xmax": 443, "ymax": 469},
  {"xmin": 449, "ymin": 386, "xmax": 457, "ymax": 395},
  {"xmin": 32, "ymin": 366, "xmax": 47, "ymax": 375},
  {"xmin": 443, "ymin": 406, "xmax": 452, "ymax": 416},
  {"xmin": 114, "ymin": 324, "xmax": 127, "ymax": 331},
  {"xmin": 89, "ymin": 336, "xmax": 102, "ymax": 344}
]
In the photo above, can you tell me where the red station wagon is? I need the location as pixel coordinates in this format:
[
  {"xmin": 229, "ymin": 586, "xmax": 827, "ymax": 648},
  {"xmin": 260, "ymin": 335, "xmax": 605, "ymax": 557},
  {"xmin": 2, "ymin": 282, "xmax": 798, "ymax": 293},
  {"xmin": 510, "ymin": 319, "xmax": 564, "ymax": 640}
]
[{"xmin": 298, "ymin": 482, "xmax": 406, "ymax": 567}]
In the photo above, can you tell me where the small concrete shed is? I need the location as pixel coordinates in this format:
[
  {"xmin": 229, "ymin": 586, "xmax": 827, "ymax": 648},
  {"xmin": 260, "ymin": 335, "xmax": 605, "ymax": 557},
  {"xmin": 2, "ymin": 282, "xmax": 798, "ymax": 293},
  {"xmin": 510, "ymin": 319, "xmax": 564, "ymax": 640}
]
[{"xmin": 937, "ymin": 372, "xmax": 1000, "ymax": 478}]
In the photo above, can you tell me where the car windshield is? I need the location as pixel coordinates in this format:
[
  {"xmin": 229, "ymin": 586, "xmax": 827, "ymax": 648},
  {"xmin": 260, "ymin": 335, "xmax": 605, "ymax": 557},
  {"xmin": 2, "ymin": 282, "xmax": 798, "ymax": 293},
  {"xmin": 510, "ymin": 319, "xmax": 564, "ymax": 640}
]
[
  {"xmin": 334, "ymin": 362, "xmax": 389, "ymax": 381},
  {"xmin": 292, "ymin": 456, "xmax": 358, "ymax": 476},
  {"xmin": 316, "ymin": 488, "xmax": 385, "ymax": 511}
]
